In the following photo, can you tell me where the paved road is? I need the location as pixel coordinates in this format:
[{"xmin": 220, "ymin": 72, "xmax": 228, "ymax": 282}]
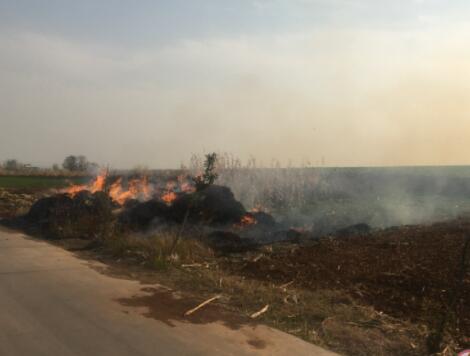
[{"xmin": 0, "ymin": 227, "xmax": 336, "ymax": 356}]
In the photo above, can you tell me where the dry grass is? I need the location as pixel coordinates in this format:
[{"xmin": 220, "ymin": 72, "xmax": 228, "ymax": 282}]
[
  {"xmin": 102, "ymin": 232, "xmax": 214, "ymax": 270},
  {"xmin": 185, "ymin": 269, "xmax": 428, "ymax": 356},
  {"xmin": 0, "ymin": 188, "xmax": 38, "ymax": 218}
]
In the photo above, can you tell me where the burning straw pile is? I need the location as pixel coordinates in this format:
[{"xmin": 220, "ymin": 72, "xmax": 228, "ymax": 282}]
[{"xmin": 18, "ymin": 155, "xmax": 276, "ymax": 253}]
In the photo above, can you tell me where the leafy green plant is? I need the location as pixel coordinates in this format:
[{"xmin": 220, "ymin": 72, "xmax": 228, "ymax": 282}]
[{"xmin": 193, "ymin": 153, "xmax": 218, "ymax": 191}]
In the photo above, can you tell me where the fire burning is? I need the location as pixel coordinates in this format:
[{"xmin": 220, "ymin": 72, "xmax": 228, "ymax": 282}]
[
  {"xmin": 65, "ymin": 173, "xmax": 106, "ymax": 196},
  {"xmin": 241, "ymin": 214, "xmax": 257, "ymax": 225},
  {"xmin": 161, "ymin": 191, "xmax": 177, "ymax": 204},
  {"xmin": 108, "ymin": 178, "xmax": 152, "ymax": 205},
  {"xmin": 63, "ymin": 172, "xmax": 194, "ymax": 206},
  {"xmin": 235, "ymin": 213, "xmax": 257, "ymax": 228}
]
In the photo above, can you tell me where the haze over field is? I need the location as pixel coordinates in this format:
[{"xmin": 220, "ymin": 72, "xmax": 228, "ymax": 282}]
[{"xmin": 1, "ymin": 0, "xmax": 470, "ymax": 168}]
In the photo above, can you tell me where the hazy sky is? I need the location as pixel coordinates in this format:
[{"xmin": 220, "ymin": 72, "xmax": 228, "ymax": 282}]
[{"xmin": 1, "ymin": 0, "xmax": 470, "ymax": 168}]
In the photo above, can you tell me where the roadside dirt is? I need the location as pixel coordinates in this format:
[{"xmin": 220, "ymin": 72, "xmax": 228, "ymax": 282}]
[
  {"xmin": 222, "ymin": 219, "xmax": 470, "ymax": 351},
  {"xmin": 0, "ymin": 188, "xmax": 49, "ymax": 218}
]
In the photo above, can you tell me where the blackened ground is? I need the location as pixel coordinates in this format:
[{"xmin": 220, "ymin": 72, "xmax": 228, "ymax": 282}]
[{"xmin": 222, "ymin": 219, "xmax": 470, "ymax": 350}]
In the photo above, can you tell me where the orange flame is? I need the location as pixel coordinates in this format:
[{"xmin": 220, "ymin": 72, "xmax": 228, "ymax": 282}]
[
  {"xmin": 65, "ymin": 184, "xmax": 88, "ymax": 197},
  {"xmin": 64, "ymin": 172, "xmax": 195, "ymax": 206},
  {"xmin": 142, "ymin": 176, "xmax": 151, "ymax": 199},
  {"xmin": 161, "ymin": 191, "xmax": 177, "ymax": 204},
  {"xmin": 234, "ymin": 213, "xmax": 257, "ymax": 228},
  {"xmin": 108, "ymin": 178, "xmax": 153, "ymax": 205},
  {"xmin": 108, "ymin": 178, "xmax": 133, "ymax": 205},
  {"xmin": 241, "ymin": 214, "xmax": 257, "ymax": 226},
  {"xmin": 64, "ymin": 171, "xmax": 107, "ymax": 197},
  {"xmin": 91, "ymin": 174, "xmax": 106, "ymax": 192}
]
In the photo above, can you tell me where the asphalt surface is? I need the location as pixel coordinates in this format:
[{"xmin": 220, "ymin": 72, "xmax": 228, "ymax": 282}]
[{"xmin": 0, "ymin": 227, "xmax": 337, "ymax": 356}]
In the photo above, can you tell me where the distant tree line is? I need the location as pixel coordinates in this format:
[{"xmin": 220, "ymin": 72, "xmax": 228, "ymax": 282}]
[
  {"xmin": 62, "ymin": 155, "xmax": 98, "ymax": 172},
  {"xmin": 2, "ymin": 159, "xmax": 23, "ymax": 171},
  {"xmin": 1, "ymin": 155, "xmax": 97, "ymax": 173}
]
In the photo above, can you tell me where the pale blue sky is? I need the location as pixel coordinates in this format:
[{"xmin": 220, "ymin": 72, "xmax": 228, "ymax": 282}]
[
  {"xmin": 1, "ymin": 1, "xmax": 470, "ymax": 168},
  {"xmin": 1, "ymin": 1, "xmax": 465, "ymax": 43}
]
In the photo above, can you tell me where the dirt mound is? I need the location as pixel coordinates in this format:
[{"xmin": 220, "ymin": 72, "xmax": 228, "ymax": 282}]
[
  {"xmin": 26, "ymin": 190, "xmax": 115, "ymax": 239},
  {"xmin": 119, "ymin": 199, "xmax": 171, "ymax": 229},
  {"xmin": 27, "ymin": 193, "xmax": 73, "ymax": 222},
  {"xmin": 117, "ymin": 185, "xmax": 247, "ymax": 230},
  {"xmin": 170, "ymin": 185, "xmax": 246, "ymax": 224}
]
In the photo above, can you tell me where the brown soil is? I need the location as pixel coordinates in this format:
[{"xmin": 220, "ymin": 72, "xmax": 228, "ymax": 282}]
[{"xmin": 223, "ymin": 219, "xmax": 470, "ymax": 350}]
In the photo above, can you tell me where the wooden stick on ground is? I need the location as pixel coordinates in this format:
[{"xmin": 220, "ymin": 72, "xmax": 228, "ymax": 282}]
[
  {"xmin": 181, "ymin": 263, "xmax": 203, "ymax": 268},
  {"xmin": 279, "ymin": 280, "xmax": 294, "ymax": 290},
  {"xmin": 184, "ymin": 295, "xmax": 221, "ymax": 316},
  {"xmin": 250, "ymin": 304, "xmax": 269, "ymax": 319}
]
